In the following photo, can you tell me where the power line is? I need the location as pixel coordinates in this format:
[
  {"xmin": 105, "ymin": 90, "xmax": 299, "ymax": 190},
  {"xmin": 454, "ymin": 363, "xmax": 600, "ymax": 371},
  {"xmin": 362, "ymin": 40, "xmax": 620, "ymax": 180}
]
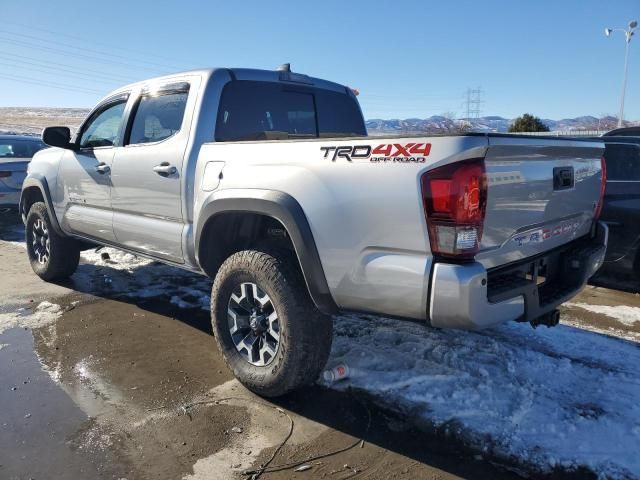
[
  {"xmin": 2, "ymin": 22, "xmax": 188, "ymax": 66},
  {"xmin": 0, "ymin": 36, "xmax": 165, "ymax": 74},
  {"xmin": 0, "ymin": 73, "xmax": 104, "ymax": 95},
  {"xmin": 0, "ymin": 29, "xmax": 181, "ymax": 71},
  {"xmin": 0, "ymin": 60, "xmax": 121, "ymax": 87},
  {"xmin": 0, "ymin": 51, "xmax": 136, "ymax": 83}
]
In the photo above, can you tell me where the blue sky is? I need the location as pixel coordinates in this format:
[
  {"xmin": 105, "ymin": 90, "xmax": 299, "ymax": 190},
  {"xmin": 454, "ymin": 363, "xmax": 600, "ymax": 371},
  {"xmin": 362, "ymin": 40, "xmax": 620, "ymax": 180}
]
[{"xmin": 1, "ymin": 0, "xmax": 638, "ymax": 120}]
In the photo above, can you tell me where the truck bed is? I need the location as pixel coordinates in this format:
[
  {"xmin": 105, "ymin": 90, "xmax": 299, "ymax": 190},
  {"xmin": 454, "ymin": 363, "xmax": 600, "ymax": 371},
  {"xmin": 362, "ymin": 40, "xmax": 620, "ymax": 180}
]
[{"xmin": 195, "ymin": 133, "xmax": 604, "ymax": 322}]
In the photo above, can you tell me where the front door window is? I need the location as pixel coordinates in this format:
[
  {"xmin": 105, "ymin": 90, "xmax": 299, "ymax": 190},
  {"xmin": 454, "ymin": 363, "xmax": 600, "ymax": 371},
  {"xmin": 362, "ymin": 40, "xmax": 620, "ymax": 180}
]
[{"xmin": 79, "ymin": 101, "xmax": 127, "ymax": 149}]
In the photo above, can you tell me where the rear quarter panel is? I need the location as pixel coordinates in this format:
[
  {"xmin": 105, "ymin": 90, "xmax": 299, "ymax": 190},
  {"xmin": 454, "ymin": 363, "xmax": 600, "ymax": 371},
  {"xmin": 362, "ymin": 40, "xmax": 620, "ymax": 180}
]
[{"xmin": 194, "ymin": 135, "xmax": 488, "ymax": 320}]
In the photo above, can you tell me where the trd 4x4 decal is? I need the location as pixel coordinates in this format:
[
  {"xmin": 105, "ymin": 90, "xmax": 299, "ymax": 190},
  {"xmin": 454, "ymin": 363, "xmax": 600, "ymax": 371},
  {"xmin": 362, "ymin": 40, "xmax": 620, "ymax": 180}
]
[{"xmin": 320, "ymin": 143, "xmax": 432, "ymax": 163}]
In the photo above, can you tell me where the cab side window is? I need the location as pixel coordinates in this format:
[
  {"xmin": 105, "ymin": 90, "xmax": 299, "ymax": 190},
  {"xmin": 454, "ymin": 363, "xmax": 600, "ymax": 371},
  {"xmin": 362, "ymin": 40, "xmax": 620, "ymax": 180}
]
[
  {"xmin": 127, "ymin": 88, "xmax": 189, "ymax": 145},
  {"xmin": 79, "ymin": 101, "xmax": 127, "ymax": 149}
]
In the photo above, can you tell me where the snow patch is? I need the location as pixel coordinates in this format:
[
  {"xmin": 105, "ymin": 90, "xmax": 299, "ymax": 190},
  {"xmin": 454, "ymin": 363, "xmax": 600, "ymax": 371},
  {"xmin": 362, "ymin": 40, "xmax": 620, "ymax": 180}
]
[
  {"xmin": 566, "ymin": 302, "xmax": 640, "ymax": 326},
  {"xmin": 0, "ymin": 301, "xmax": 63, "ymax": 334},
  {"xmin": 74, "ymin": 247, "xmax": 212, "ymax": 308},
  {"xmin": 327, "ymin": 313, "xmax": 640, "ymax": 478}
]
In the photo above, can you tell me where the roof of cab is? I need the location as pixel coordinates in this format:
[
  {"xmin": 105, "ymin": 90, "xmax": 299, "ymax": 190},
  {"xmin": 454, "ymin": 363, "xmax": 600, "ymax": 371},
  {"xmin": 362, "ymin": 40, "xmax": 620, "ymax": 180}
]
[{"xmin": 101, "ymin": 67, "xmax": 350, "ymax": 103}]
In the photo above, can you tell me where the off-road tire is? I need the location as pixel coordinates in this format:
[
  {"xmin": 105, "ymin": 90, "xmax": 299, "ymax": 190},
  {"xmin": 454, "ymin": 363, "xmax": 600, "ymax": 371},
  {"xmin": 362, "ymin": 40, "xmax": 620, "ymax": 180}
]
[
  {"xmin": 26, "ymin": 202, "xmax": 80, "ymax": 281},
  {"xmin": 211, "ymin": 249, "xmax": 333, "ymax": 397}
]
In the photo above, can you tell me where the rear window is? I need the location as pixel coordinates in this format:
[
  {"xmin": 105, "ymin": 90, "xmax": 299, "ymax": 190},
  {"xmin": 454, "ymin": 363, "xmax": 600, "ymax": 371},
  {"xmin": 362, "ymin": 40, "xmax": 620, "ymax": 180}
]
[
  {"xmin": 604, "ymin": 143, "xmax": 640, "ymax": 181},
  {"xmin": 0, "ymin": 138, "xmax": 46, "ymax": 158},
  {"xmin": 128, "ymin": 90, "xmax": 189, "ymax": 145},
  {"xmin": 215, "ymin": 80, "xmax": 365, "ymax": 142}
]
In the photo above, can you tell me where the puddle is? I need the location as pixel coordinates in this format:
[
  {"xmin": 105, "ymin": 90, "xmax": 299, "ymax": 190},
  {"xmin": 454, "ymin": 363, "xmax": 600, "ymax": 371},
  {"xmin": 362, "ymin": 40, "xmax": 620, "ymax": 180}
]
[{"xmin": 0, "ymin": 327, "xmax": 125, "ymax": 479}]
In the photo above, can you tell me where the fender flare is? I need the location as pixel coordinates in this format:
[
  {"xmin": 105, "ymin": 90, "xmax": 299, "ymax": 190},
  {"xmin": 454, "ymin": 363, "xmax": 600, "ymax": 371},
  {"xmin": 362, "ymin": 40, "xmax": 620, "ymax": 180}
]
[
  {"xmin": 20, "ymin": 175, "xmax": 65, "ymax": 236},
  {"xmin": 195, "ymin": 189, "xmax": 338, "ymax": 315}
]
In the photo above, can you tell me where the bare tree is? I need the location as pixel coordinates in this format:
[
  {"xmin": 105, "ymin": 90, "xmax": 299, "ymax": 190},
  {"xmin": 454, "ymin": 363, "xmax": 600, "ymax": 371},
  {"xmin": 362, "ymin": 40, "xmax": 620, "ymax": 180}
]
[{"xmin": 597, "ymin": 114, "xmax": 619, "ymax": 132}]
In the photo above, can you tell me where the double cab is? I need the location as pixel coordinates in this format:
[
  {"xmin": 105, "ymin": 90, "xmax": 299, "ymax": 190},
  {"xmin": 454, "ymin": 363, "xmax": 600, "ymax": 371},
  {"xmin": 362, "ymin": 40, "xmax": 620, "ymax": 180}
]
[{"xmin": 21, "ymin": 66, "xmax": 607, "ymax": 396}]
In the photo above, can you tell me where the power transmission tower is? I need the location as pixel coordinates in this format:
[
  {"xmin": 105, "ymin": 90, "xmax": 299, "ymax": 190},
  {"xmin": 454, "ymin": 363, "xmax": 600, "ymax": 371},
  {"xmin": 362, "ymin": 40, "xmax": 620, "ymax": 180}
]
[{"xmin": 464, "ymin": 87, "xmax": 483, "ymax": 119}]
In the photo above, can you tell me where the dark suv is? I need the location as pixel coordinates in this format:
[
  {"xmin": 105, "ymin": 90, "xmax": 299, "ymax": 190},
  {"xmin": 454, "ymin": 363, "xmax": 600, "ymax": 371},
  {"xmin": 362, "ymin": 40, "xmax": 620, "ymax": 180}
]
[{"xmin": 594, "ymin": 131, "xmax": 640, "ymax": 282}]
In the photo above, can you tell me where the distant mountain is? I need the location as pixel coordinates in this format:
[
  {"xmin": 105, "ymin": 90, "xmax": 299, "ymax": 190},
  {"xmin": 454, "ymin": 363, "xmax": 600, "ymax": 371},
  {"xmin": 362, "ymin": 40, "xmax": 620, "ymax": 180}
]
[
  {"xmin": 366, "ymin": 115, "xmax": 635, "ymax": 135},
  {"xmin": 0, "ymin": 107, "xmax": 637, "ymax": 137}
]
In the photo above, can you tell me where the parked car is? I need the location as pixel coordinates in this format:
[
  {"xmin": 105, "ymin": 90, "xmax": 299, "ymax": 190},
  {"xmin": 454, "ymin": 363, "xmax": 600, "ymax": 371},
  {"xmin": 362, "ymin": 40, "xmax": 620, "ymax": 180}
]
[
  {"xmin": 21, "ymin": 66, "xmax": 607, "ymax": 396},
  {"xmin": 0, "ymin": 135, "xmax": 46, "ymax": 212},
  {"xmin": 594, "ymin": 135, "xmax": 640, "ymax": 280}
]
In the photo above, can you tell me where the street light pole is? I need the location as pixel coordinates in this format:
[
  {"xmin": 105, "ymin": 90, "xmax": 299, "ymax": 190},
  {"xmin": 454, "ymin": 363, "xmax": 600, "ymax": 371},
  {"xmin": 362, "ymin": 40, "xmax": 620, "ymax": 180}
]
[{"xmin": 605, "ymin": 21, "xmax": 637, "ymax": 128}]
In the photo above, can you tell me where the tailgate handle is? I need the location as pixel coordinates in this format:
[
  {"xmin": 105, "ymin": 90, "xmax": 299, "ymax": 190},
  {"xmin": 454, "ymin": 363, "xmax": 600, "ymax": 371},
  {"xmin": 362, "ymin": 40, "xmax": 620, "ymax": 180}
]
[{"xmin": 553, "ymin": 167, "xmax": 574, "ymax": 190}]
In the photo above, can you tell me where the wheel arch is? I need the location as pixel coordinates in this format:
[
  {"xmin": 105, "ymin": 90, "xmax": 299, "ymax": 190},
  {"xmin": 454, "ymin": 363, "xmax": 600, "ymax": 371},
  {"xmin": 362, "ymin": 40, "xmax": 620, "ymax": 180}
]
[
  {"xmin": 20, "ymin": 175, "xmax": 64, "ymax": 236},
  {"xmin": 195, "ymin": 189, "xmax": 338, "ymax": 315}
]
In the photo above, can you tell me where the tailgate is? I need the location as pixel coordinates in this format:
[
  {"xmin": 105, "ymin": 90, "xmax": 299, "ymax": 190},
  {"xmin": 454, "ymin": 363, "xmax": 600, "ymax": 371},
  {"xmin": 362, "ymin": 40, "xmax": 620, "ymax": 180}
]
[{"xmin": 476, "ymin": 136, "xmax": 604, "ymax": 269}]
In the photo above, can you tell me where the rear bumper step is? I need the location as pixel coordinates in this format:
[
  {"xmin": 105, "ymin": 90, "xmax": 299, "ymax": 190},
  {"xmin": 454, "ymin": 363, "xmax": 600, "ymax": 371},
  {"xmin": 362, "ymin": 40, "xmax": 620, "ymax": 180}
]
[{"xmin": 428, "ymin": 222, "xmax": 608, "ymax": 329}]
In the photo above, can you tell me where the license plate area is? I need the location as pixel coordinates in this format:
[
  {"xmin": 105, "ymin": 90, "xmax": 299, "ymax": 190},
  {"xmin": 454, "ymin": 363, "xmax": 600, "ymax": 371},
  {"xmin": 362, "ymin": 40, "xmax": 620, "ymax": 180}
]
[{"xmin": 486, "ymin": 235, "xmax": 596, "ymax": 321}]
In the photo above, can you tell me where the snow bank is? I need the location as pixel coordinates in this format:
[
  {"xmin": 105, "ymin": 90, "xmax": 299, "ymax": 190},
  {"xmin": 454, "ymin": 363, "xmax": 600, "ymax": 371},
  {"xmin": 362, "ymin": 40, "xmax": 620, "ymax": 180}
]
[{"xmin": 328, "ymin": 313, "xmax": 640, "ymax": 478}]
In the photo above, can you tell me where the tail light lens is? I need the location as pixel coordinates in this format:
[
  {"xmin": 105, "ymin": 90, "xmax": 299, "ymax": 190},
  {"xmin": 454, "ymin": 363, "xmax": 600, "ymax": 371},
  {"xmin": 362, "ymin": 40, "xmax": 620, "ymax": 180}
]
[
  {"xmin": 0, "ymin": 171, "xmax": 12, "ymax": 178},
  {"xmin": 421, "ymin": 158, "xmax": 487, "ymax": 258},
  {"xmin": 593, "ymin": 156, "xmax": 607, "ymax": 220}
]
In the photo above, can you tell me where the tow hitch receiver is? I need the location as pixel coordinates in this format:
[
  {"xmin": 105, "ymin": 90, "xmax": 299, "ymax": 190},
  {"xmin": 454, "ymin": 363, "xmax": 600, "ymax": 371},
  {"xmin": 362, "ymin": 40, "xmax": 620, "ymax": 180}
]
[{"xmin": 530, "ymin": 309, "xmax": 560, "ymax": 328}]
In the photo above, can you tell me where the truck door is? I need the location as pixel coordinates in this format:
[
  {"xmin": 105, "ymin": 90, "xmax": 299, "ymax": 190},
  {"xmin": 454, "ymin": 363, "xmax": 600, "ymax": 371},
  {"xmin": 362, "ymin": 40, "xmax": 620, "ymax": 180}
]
[
  {"xmin": 110, "ymin": 81, "xmax": 194, "ymax": 263},
  {"xmin": 58, "ymin": 94, "xmax": 129, "ymax": 242}
]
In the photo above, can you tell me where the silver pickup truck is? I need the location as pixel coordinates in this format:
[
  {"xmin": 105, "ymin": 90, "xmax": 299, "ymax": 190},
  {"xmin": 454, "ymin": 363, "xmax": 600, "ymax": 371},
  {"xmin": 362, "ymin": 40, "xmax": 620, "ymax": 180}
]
[{"xmin": 21, "ymin": 66, "xmax": 607, "ymax": 396}]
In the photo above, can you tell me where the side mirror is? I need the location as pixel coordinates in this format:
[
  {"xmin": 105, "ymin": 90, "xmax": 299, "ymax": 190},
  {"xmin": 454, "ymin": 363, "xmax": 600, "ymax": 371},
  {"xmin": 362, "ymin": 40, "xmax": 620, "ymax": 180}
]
[{"xmin": 42, "ymin": 126, "xmax": 74, "ymax": 149}]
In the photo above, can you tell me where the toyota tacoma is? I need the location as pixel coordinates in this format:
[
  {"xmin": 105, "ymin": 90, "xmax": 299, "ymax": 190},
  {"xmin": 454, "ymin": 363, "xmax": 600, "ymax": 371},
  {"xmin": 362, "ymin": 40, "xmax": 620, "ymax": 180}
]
[{"xmin": 21, "ymin": 65, "xmax": 608, "ymax": 396}]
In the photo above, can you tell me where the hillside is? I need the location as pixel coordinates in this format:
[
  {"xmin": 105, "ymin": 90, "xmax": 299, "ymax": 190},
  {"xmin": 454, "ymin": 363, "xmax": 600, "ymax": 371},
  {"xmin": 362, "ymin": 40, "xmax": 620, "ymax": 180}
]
[{"xmin": 0, "ymin": 107, "xmax": 636, "ymax": 136}]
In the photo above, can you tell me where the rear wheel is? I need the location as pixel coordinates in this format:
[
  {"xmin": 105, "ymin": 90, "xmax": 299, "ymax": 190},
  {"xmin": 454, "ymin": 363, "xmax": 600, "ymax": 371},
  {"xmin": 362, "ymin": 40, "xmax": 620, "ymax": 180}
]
[
  {"xmin": 26, "ymin": 202, "xmax": 80, "ymax": 281},
  {"xmin": 211, "ymin": 250, "xmax": 333, "ymax": 397}
]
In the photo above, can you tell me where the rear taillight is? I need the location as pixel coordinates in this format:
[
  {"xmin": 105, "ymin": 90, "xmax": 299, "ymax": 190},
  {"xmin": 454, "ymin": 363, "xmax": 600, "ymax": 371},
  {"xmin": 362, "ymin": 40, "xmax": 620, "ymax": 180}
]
[
  {"xmin": 0, "ymin": 171, "xmax": 11, "ymax": 178},
  {"xmin": 593, "ymin": 156, "xmax": 607, "ymax": 220},
  {"xmin": 421, "ymin": 158, "xmax": 487, "ymax": 258}
]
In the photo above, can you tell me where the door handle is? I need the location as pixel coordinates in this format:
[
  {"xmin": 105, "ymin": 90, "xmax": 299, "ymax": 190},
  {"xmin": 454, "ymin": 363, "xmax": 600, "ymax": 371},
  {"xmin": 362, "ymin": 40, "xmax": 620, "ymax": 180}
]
[
  {"xmin": 153, "ymin": 162, "xmax": 177, "ymax": 176},
  {"xmin": 95, "ymin": 163, "xmax": 111, "ymax": 174}
]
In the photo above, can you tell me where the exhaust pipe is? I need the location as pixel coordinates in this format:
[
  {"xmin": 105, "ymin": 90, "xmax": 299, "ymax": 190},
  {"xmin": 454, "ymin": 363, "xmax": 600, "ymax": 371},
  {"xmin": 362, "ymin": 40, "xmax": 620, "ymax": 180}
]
[{"xmin": 530, "ymin": 309, "xmax": 560, "ymax": 328}]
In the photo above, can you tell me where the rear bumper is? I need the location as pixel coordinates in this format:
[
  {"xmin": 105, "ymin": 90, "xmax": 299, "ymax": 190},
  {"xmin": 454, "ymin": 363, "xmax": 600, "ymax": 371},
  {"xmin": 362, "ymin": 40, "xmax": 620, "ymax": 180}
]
[{"xmin": 429, "ymin": 222, "xmax": 608, "ymax": 329}]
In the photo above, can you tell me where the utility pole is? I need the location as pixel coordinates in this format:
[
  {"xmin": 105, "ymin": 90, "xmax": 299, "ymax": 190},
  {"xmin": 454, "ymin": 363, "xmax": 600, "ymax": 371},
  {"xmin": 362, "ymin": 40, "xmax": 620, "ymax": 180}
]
[{"xmin": 605, "ymin": 20, "xmax": 637, "ymax": 128}]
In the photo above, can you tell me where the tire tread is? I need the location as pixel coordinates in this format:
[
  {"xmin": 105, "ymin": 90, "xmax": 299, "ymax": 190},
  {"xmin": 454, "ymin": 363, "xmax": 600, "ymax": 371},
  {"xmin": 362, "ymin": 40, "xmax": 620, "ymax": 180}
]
[{"xmin": 210, "ymin": 249, "xmax": 332, "ymax": 397}]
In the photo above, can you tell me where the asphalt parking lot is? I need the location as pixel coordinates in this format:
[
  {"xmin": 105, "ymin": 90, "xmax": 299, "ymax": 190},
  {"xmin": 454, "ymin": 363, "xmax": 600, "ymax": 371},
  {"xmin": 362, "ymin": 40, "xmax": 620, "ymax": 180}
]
[{"xmin": 1, "ymin": 215, "xmax": 639, "ymax": 480}]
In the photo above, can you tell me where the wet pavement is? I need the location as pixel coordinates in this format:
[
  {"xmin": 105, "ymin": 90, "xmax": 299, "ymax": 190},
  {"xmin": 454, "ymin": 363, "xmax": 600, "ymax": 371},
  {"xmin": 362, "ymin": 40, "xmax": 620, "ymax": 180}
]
[
  {"xmin": 0, "ymin": 327, "xmax": 124, "ymax": 480},
  {"xmin": 1, "ymin": 214, "xmax": 639, "ymax": 479}
]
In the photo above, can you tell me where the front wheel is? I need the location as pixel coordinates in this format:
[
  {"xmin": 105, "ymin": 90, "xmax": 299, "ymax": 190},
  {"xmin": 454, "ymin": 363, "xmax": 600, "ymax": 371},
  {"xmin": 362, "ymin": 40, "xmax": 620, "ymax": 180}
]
[
  {"xmin": 25, "ymin": 202, "xmax": 80, "ymax": 281},
  {"xmin": 210, "ymin": 250, "xmax": 333, "ymax": 397}
]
